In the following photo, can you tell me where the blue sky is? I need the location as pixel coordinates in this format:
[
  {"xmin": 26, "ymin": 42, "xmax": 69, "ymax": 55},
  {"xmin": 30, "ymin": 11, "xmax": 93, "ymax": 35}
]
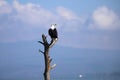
[
  {"xmin": 0, "ymin": 0, "xmax": 120, "ymax": 50},
  {"xmin": 0, "ymin": 0, "xmax": 120, "ymax": 79}
]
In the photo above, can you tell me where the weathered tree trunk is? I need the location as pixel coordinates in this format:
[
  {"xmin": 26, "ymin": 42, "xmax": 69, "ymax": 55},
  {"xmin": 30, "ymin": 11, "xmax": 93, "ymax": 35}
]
[
  {"xmin": 43, "ymin": 46, "xmax": 50, "ymax": 80},
  {"xmin": 38, "ymin": 34, "xmax": 56, "ymax": 80}
]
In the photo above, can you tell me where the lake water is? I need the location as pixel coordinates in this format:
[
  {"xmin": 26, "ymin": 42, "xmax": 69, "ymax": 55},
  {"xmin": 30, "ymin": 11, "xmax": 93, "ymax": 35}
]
[
  {"xmin": 0, "ymin": 65, "xmax": 120, "ymax": 80},
  {"xmin": 51, "ymin": 75, "xmax": 120, "ymax": 80},
  {"xmin": 0, "ymin": 45, "xmax": 120, "ymax": 80}
]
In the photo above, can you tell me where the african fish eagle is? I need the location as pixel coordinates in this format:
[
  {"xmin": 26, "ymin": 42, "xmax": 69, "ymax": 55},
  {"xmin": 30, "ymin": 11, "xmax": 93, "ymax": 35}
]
[
  {"xmin": 48, "ymin": 24, "xmax": 58, "ymax": 39},
  {"xmin": 48, "ymin": 24, "xmax": 58, "ymax": 47}
]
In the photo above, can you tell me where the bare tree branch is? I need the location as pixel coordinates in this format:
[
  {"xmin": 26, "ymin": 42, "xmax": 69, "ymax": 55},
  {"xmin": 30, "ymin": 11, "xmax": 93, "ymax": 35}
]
[
  {"xmin": 51, "ymin": 64, "xmax": 56, "ymax": 69},
  {"xmin": 50, "ymin": 58, "xmax": 52, "ymax": 63},
  {"xmin": 38, "ymin": 49, "xmax": 44, "ymax": 54},
  {"xmin": 38, "ymin": 41, "xmax": 44, "ymax": 45},
  {"xmin": 49, "ymin": 38, "xmax": 58, "ymax": 48}
]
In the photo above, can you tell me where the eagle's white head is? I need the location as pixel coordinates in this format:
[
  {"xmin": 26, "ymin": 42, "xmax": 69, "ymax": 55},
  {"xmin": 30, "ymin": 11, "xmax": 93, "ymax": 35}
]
[{"xmin": 50, "ymin": 24, "xmax": 56, "ymax": 30}]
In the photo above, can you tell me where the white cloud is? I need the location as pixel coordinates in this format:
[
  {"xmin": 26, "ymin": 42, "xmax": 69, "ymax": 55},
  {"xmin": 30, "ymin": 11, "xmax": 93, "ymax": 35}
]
[
  {"xmin": 56, "ymin": 6, "xmax": 85, "ymax": 32},
  {"xmin": 11, "ymin": 1, "xmax": 83, "ymax": 30},
  {"xmin": 12, "ymin": 0, "xmax": 58, "ymax": 27},
  {"xmin": 0, "ymin": 0, "xmax": 12, "ymax": 14},
  {"xmin": 0, "ymin": 0, "xmax": 83, "ymax": 43},
  {"xmin": 57, "ymin": 6, "xmax": 79, "ymax": 20},
  {"xmin": 90, "ymin": 6, "xmax": 120, "ymax": 30}
]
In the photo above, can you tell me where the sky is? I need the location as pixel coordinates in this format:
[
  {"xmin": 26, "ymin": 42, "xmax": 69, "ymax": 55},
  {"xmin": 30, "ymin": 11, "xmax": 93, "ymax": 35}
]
[
  {"xmin": 0, "ymin": 0, "xmax": 120, "ymax": 50},
  {"xmin": 0, "ymin": 0, "xmax": 120, "ymax": 79}
]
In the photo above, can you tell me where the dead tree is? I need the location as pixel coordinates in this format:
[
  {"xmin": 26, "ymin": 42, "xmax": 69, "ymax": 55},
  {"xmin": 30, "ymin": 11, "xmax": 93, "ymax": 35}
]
[{"xmin": 38, "ymin": 34, "xmax": 57, "ymax": 80}]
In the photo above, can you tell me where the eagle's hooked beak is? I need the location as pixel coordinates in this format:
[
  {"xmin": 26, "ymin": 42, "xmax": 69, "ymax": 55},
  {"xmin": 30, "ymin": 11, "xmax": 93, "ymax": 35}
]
[{"xmin": 54, "ymin": 24, "xmax": 57, "ymax": 26}]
